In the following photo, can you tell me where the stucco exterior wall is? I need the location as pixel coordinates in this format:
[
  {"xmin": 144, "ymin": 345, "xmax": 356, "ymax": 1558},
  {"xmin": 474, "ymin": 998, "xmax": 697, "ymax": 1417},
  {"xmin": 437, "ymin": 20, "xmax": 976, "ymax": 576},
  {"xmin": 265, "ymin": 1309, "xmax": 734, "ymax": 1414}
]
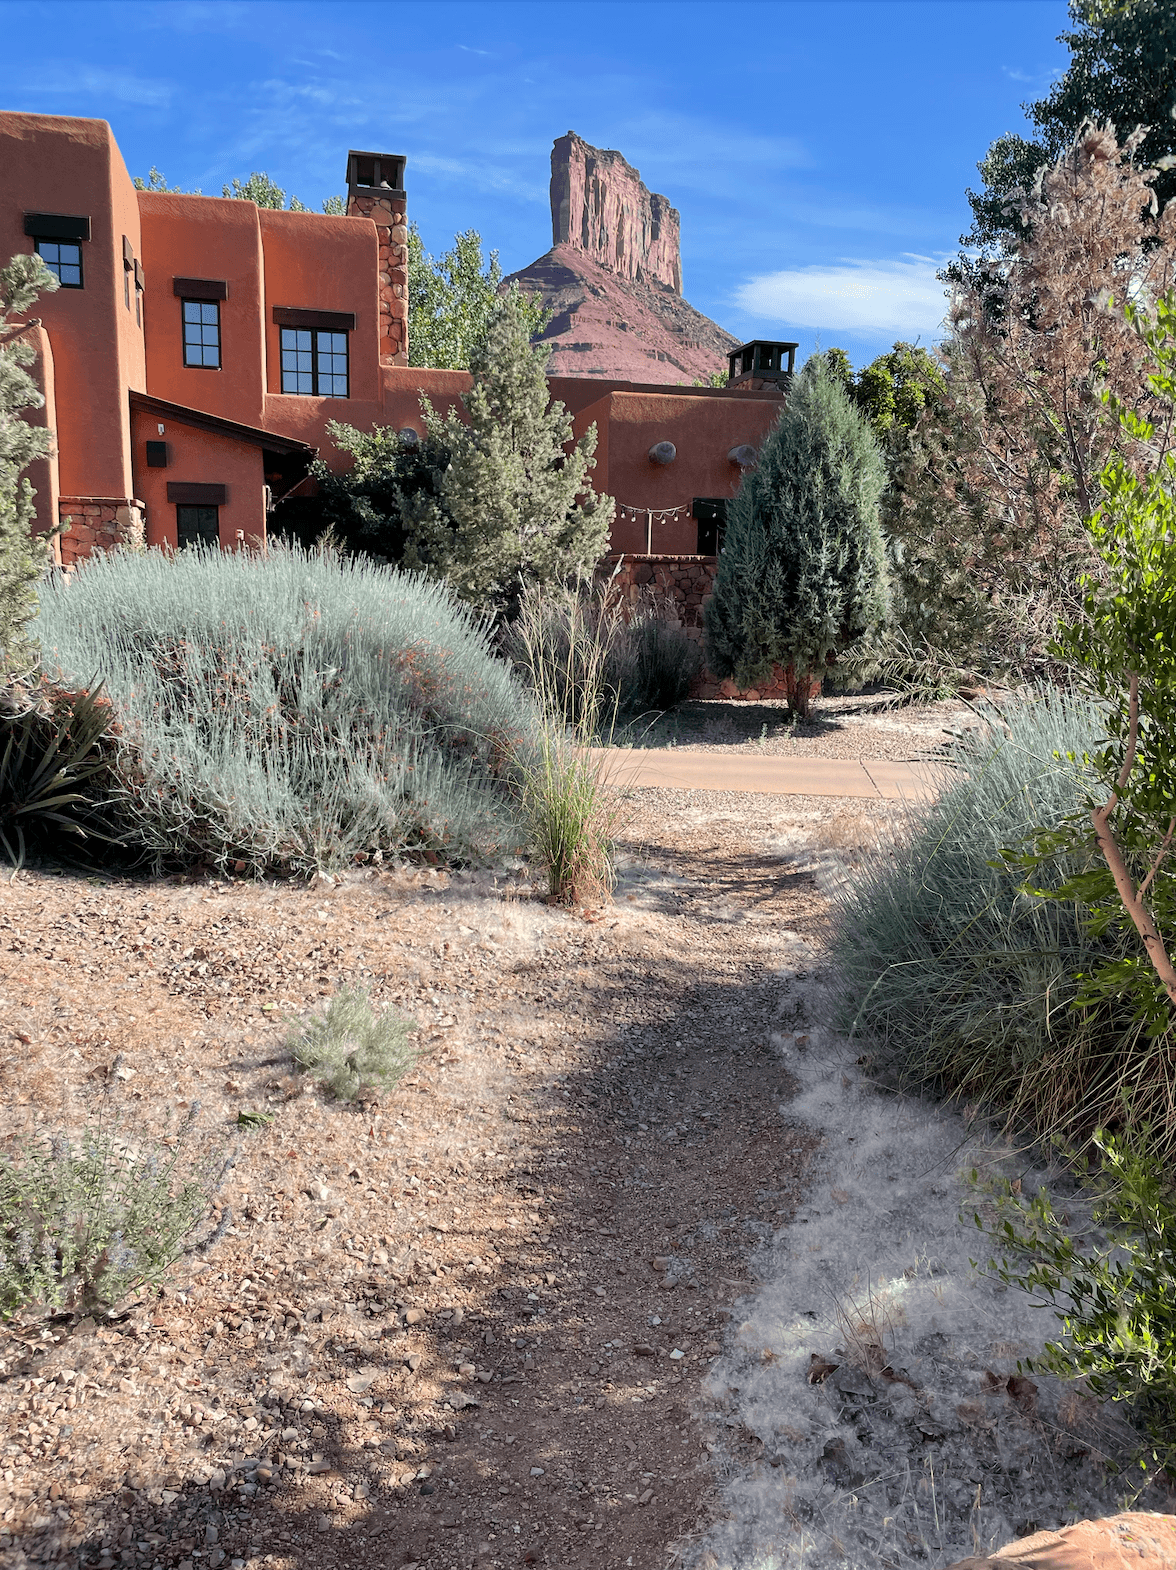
[
  {"xmin": 14, "ymin": 323, "xmax": 60, "ymax": 548},
  {"xmin": 0, "ymin": 114, "xmax": 140, "ymax": 500},
  {"xmin": 130, "ymin": 405, "xmax": 266, "ymax": 552}
]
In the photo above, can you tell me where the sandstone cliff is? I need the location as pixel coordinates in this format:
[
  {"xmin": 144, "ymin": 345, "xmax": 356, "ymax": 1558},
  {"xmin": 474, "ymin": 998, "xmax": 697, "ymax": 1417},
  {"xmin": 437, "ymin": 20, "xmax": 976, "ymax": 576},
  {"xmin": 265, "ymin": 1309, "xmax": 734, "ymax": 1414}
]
[{"xmin": 506, "ymin": 132, "xmax": 738, "ymax": 386}]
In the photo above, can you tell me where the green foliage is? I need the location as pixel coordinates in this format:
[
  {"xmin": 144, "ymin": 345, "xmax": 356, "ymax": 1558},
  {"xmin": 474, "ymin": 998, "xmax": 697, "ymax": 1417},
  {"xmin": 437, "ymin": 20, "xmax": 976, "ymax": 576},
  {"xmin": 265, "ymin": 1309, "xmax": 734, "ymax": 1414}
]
[
  {"xmin": 0, "ymin": 672, "xmax": 139, "ymax": 878},
  {"xmin": 504, "ymin": 583, "xmax": 628, "ymax": 905},
  {"xmin": 285, "ymin": 985, "xmax": 419, "ymax": 1103},
  {"xmin": 25, "ymin": 536, "xmax": 535, "ymax": 882},
  {"xmin": 133, "ymin": 168, "xmax": 192, "ymax": 194},
  {"xmin": 501, "ymin": 579, "xmax": 700, "ymax": 731},
  {"xmin": 0, "ymin": 1098, "xmax": 233, "ymax": 1321},
  {"xmin": 0, "ymin": 254, "xmax": 65, "ymax": 681},
  {"xmin": 808, "ymin": 343, "xmax": 945, "ymax": 443},
  {"xmin": 135, "ymin": 169, "xmax": 343, "ymax": 212},
  {"xmin": 967, "ymin": 1124, "xmax": 1176, "ymax": 1479},
  {"xmin": 310, "ymin": 420, "xmax": 452, "ymax": 567},
  {"xmin": 704, "ymin": 354, "xmax": 890, "ymax": 717},
  {"xmin": 691, "ymin": 370, "xmax": 729, "ymax": 388},
  {"xmin": 408, "ymin": 225, "xmax": 549, "ymax": 371},
  {"xmin": 963, "ymin": 0, "xmax": 1176, "ymax": 255},
  {"xmin": 408, "ymin": 284, "xmax": 614, "ymax": 618},
  {"xmin": 828, "ymin": 689, "xmax": 1176, "ymax": 1159},
  {"xmin": 1004, "ymin": 291, "xmax": 1176, "ymax": 1030}
]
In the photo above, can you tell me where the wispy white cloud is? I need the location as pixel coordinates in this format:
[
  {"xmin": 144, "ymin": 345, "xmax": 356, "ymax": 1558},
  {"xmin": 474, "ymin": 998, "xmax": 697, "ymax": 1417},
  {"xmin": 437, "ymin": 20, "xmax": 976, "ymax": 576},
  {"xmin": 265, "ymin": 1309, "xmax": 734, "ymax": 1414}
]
[
  {"xmin": 458, "ymin": 44, "xmax": 494, "ymax": 57},
  {"xmin": 735, "ymin": 254, "xmax": 951, "ymax": 339},
  {"xmin": 19, "ymin": 64, "xmax": 175, "ymax": 109}
]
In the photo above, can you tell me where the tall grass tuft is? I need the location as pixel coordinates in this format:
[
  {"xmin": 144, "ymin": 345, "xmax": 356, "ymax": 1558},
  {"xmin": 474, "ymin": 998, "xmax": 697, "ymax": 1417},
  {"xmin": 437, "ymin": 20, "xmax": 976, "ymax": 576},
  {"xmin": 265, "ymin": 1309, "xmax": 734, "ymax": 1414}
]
[
  {"xmin": 505, "ymin": 583, "xmax": 630, "ymax": 905},
  {"xmin": 829, "ymin": 689, "xmax": 1176, "ymax": 1161},
  {"xmin": 25, "ymin": 538, "xmax": 535, "ymax": 881},
  {"xmin": 500, "ymin": 577, "xmax": 700, "ymax": 731}
]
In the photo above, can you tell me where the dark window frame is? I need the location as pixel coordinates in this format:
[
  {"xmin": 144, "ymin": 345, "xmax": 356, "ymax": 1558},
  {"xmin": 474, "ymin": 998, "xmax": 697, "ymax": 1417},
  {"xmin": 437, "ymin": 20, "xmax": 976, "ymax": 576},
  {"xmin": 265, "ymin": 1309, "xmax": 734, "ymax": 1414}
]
[
  {"xmin": 175, "ymin": 504, "xmax": 221, "ymax": 551},
  {"xmin": 33, "ymin": 238, "xmax": 83, "ymax": 289},
  {"xmin": 182, "ymin": 297, "xmax": 222, "ymax": 370},
  {"xmin": 279, "ymin": 325, "xmax": 349, "ymax": 398}
]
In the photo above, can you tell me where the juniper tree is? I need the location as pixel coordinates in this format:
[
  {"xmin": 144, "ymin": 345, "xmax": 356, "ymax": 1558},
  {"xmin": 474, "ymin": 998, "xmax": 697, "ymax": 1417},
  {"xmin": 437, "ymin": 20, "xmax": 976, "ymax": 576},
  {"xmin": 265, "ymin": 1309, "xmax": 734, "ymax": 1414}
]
[
  {"xmin": 405, "ymin": 283, "xmax": 614, "ymax": 618},
  {"xmin": 0, "ymin": 253, "xmax": 65, "ymax": 680},
  {"xmin": 704, "ymin": 354, "xmax": 890, "ymax": 717}
]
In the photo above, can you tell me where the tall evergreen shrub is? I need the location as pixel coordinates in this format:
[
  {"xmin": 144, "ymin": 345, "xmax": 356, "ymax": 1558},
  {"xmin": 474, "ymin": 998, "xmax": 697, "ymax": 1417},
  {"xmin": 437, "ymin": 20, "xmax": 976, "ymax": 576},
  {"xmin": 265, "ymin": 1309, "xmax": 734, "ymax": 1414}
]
[
  {"xmin": 0, "ymin": 255, "xmax": 65, "ymax": 679},
  {"xmin": 704, "ymin": 355, "xmax": 890, "ymax": 716}
]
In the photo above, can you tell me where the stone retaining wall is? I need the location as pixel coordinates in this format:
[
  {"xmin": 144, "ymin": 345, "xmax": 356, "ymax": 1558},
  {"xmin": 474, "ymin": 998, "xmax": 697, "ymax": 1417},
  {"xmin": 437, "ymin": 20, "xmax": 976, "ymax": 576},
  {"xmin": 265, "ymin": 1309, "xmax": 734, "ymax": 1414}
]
[{"xmin": 57, "ymin": 498, "xmax": 146, "ymax": 569}]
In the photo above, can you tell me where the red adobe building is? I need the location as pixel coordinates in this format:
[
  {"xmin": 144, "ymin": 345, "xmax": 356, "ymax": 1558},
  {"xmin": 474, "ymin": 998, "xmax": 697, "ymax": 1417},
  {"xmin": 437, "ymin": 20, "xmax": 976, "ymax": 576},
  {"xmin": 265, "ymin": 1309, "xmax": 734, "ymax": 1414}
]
[{"xmin": 1, "ymin": 112, "xmax": 792, "ymax": 572}]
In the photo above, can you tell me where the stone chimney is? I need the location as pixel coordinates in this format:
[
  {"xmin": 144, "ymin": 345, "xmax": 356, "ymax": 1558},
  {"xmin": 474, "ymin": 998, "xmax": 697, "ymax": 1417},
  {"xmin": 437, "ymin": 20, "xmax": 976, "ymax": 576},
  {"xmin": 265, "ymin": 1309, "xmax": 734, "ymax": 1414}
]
[
  {"xmin": 345, "ymin": 150, "xmax": 409, "ymax": 365},
  {"xmin": 550, "ymin": 131, "xmax": 682, "ymax": 295}
]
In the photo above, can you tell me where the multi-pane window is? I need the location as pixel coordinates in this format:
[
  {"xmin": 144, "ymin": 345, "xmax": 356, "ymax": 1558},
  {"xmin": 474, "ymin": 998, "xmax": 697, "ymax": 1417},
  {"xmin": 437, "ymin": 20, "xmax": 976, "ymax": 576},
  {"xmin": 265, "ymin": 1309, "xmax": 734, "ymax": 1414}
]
[
  {"xmin": 176, "ymin": 505, "xmax": 220, "ymax": 550},
  {"xmin": 183, "ymin": 300, "xmax": 221, "ymax": 368},
  {"xmin": 35, "ymin": 240, "xmax": 83, "ymax": 288},
  {"xmin": 280, "ymin": 327, "xmax": 348, "ymax": 397}
]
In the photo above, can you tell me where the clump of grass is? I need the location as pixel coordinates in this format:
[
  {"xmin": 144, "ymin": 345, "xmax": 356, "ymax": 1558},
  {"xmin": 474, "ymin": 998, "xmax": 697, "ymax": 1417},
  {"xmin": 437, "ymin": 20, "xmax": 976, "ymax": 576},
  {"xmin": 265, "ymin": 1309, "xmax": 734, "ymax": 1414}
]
[
  {"xmin": 504, "ymin": 582, "xmax": 630, "ymax": 904},
  {"xmin": 285, "ymin": 985, "xmax": 419, "ymax": 1102},
  {"xmin": 829, "ymin": 688, "xmax": 1174, "ymax": 1161},
  {"xmin": 0, "ymin": 1098, "xmax": 234, "ymax": 1322}
]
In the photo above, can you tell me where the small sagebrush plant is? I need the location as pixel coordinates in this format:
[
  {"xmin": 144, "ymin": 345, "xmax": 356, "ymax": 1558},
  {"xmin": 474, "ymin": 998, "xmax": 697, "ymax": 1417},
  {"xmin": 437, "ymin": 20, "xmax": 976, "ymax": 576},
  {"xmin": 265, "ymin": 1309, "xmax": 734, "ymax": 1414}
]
[
  {"xmin": 966, "ymin": 1125, "xmax": 1176, "ymax": 1479},
  {"xmin": 0, "ymin": 1098, "xmax": 234, "ymax": 1321},
  {"xmin": 285, "ymin": 985, "xmax": 419, "ymax": 1102}
]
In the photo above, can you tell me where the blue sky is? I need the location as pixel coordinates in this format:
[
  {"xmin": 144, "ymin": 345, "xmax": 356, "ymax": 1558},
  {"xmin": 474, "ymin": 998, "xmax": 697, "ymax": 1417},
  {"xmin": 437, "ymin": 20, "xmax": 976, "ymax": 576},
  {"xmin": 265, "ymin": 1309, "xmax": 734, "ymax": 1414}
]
[{"xmin": 7, "ymin": 0, "xmax": 1072, "ymax": 369}]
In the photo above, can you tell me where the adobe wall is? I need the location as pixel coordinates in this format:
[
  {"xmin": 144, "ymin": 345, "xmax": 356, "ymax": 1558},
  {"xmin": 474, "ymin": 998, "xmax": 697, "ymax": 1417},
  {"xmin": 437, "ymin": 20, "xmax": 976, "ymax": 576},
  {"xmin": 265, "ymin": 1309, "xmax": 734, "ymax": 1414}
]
[
  {"xmin": 130, "ymin": 405, "xmax": 267, "ymax": 553},
  {"xmin": 605, "ymin": 554, "xmax": 811, "ymax": 703}
]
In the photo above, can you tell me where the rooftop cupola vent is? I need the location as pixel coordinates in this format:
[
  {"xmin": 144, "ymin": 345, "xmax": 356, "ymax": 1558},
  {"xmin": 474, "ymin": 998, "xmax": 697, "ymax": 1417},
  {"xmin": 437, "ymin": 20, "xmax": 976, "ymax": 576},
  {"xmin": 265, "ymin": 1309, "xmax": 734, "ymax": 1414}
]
[
  {"xmin": 727, "ymin": 340, "xmax": 799, "ymax": 388},
  {"xmin": 346, "ymin": 150, "xmax": 407, "ymax": 199}
]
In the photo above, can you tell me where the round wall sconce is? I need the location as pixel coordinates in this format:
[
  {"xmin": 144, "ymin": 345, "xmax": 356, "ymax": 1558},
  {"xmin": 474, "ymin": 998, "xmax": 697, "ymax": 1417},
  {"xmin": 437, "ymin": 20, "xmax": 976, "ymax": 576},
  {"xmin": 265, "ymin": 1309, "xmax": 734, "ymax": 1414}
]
[
  {"xmin": 648, "ymin": 441, "xmax": 677, "ymax": 465},
  {"xmin": 728, "ymin": 444, "xmax": 758, "ymax": 468},
  {"xmin": 399, "ymin": 427, "xmax": 421, "ymax": 448}
]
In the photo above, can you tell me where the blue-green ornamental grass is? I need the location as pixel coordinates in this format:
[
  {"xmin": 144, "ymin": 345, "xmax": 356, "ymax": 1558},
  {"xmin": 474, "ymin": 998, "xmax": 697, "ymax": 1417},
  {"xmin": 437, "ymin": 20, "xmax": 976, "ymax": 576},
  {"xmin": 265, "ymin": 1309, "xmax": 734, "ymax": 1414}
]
[
  {"xmin": 283, "ymin": 984, "xmax": 419, "ymax": 1103},
  {"xmin": 25, "ymin": 537, "xmax": 538, "ymax": 881},
  {"xmin": 828, "ymin": 689, "xmax": 1171, "ymax": 1157}
]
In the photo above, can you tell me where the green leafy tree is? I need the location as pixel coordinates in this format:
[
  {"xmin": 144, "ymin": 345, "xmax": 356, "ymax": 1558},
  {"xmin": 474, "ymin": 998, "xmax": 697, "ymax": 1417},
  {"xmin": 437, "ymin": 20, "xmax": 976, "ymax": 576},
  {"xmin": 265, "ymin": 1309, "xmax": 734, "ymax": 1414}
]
[
  {"xmin": 135, "ymin": 168, "xmax": 343, "ymax": 212},
  {"xmin": 1008, "ymin": 290, "xmax": 1176, "ymax": 1025},
  {"xmin": 0, "ymin": 254, "xmax": 65, "ymax": 680},
  {"xmin": 809, "ymin": 344, "xmax": 944, "ymax": 443},
  {"xmin": 962, "ymin": 0, "xmax": 1176, "ymax": 258},
  {"xmin": 307, "ymin": 420, "xmax": 453, "ymax": 565},
  {"xmin": 406, "ymin": 283, "xmax": 613, "ymax": 616},
  {"xmin": 704, "ymin": 355, "xmax": 890, "ymax": 717},
  {"xmin": 408, "ymin": 225, "xmax": 549, "ymax": 370}
]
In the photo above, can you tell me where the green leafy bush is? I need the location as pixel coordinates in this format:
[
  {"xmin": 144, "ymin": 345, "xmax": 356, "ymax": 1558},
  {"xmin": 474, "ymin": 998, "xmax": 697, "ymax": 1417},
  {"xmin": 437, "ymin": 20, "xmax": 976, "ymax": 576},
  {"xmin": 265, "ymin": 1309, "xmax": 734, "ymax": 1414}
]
[
  {"xmin": 25, "ymin": 536, "xmax": 537, "ymax": 881},
  {"xmin": 0, "ymin": 1099, "xmax": 233, "ymax": 1321},
  {"xmin": 828, "ymin": 690, "xmax": 1172, "ymax": 1157},
  {"xmin": 967, "ymin": 1125, "xmax": 1176, "ymax": 1479},
  {"xmin": 285, "ymin": 985, "xmax": 419, "ymax": 1102}
]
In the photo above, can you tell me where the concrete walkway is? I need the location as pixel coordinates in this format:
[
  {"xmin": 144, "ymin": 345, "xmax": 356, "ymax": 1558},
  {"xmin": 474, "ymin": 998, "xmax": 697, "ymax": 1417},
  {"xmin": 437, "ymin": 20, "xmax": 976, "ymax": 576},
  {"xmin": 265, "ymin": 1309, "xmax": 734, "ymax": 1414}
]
[{"xmin": 591, "ymin": 748, "xmax": 953, "ymax": 800}]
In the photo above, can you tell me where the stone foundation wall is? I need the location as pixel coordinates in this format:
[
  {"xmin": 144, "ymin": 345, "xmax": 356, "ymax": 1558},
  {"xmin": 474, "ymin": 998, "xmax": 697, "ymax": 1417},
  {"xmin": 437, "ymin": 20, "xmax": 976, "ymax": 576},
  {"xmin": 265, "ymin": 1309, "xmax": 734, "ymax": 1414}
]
[
  {"xmin": 601, "ymin": 553, "xmax": 816, "ymax": 703},
  {"xmin": 57, "ymin": 498, "xmax": 146, "ymax": 570}
]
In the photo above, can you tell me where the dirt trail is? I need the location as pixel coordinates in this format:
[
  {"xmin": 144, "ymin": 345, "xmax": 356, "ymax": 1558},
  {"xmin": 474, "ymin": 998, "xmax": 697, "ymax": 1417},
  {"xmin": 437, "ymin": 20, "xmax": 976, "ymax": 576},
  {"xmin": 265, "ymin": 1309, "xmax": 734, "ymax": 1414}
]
[{"xmin": 0, "ymin": 789, "xmax": 896, "ymax": 1570}]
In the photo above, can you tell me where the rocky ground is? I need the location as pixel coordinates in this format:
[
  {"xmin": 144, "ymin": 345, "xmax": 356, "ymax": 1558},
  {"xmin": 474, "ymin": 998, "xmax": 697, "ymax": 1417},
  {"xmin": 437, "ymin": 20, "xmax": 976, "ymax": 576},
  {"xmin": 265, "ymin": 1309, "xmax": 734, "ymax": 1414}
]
[{"xmin": 0, "ymin": 774, "xmax": 890, "ymax": 1570}]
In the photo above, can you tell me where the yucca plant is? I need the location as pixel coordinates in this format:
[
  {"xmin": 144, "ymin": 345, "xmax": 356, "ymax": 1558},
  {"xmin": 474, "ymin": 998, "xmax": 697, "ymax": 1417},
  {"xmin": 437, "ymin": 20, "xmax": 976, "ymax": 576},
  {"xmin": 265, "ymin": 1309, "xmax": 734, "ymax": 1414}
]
[{"xmin": 0, "ymin": 670, "xmax": 136, "ymax": 877}]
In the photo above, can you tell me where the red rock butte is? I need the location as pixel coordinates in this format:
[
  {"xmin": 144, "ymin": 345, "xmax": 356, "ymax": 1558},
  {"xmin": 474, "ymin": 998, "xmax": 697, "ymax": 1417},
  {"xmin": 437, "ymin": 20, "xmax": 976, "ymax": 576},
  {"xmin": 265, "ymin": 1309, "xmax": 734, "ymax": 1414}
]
[{"xmin": 507, "ymin": 131, "xmax": 738, "ymax": 386}]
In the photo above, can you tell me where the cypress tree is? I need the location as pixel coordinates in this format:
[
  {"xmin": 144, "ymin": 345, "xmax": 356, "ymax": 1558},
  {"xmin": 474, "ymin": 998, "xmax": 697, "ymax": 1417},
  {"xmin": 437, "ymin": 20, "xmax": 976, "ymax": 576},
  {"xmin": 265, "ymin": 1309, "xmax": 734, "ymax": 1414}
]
[
  {"xmin": 704, "ymin": 354, "xmax": 890, "ymax": 716},
  {"xmin": 0, "ymin": 254, "xmax": 64, "ymax": 680}
]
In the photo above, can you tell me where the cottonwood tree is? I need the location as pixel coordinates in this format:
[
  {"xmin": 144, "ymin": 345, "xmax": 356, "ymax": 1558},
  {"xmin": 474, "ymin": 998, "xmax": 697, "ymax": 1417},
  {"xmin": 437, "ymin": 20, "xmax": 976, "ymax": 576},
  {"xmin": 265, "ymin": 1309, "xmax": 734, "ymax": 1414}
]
[
  {"xmin": 704, "ymin": 354, "xmax": 890, "ymax": 717},
  {"xmin": 0, "ymin": 254, "xmax": 65, "ymax": 679},
  {"xmin": 408, "ymin": 225, "xmax": 548, "ymax": 370},
  {"xmin": 404, "ymin": 283, "xmax": 613, "ymax": 617},
  {"xmin": 134, "ymin": 168, "xmax": 345, "ymax": 212},
  {"xmin": 963, "ymin": 0, "xmax": 1176, "ymax": 259},
  {"xmin": 888, "ymin": 124, "xmax": 1176, "ymax": 680}
]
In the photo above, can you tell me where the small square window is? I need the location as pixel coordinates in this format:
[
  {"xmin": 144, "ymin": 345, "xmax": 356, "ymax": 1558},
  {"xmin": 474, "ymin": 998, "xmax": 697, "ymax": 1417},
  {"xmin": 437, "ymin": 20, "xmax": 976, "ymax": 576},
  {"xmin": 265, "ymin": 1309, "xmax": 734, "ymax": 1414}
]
[
  {"xmin": 146, "ymin": 441, "xmax": 168, "ymax": 469},
  {"xmin": 183, "ymin": 299, "xmax": 221, "ymax": 369},
  {"xmin": 280, "ymin": 326, "xmax": 348, "ymax": 397},
  {"xmin": 176, "ymin": 505, "xmax": 220, "ymax": 549},
  {"xmin": 34, "ymin": 239, "xmax": 83, "ymax": 288}
]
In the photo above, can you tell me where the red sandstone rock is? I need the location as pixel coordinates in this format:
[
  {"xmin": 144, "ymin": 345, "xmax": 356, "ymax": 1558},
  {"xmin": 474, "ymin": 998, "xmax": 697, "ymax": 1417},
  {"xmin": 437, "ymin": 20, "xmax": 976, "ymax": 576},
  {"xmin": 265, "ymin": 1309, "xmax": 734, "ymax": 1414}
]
[
  {"xmin": 944, "ymin": 1514, "xmax": 1176, "ymax": 1570},
  {"xmin": 505, "ymin": 133, "xmax": 738, "ymax": 386}
]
